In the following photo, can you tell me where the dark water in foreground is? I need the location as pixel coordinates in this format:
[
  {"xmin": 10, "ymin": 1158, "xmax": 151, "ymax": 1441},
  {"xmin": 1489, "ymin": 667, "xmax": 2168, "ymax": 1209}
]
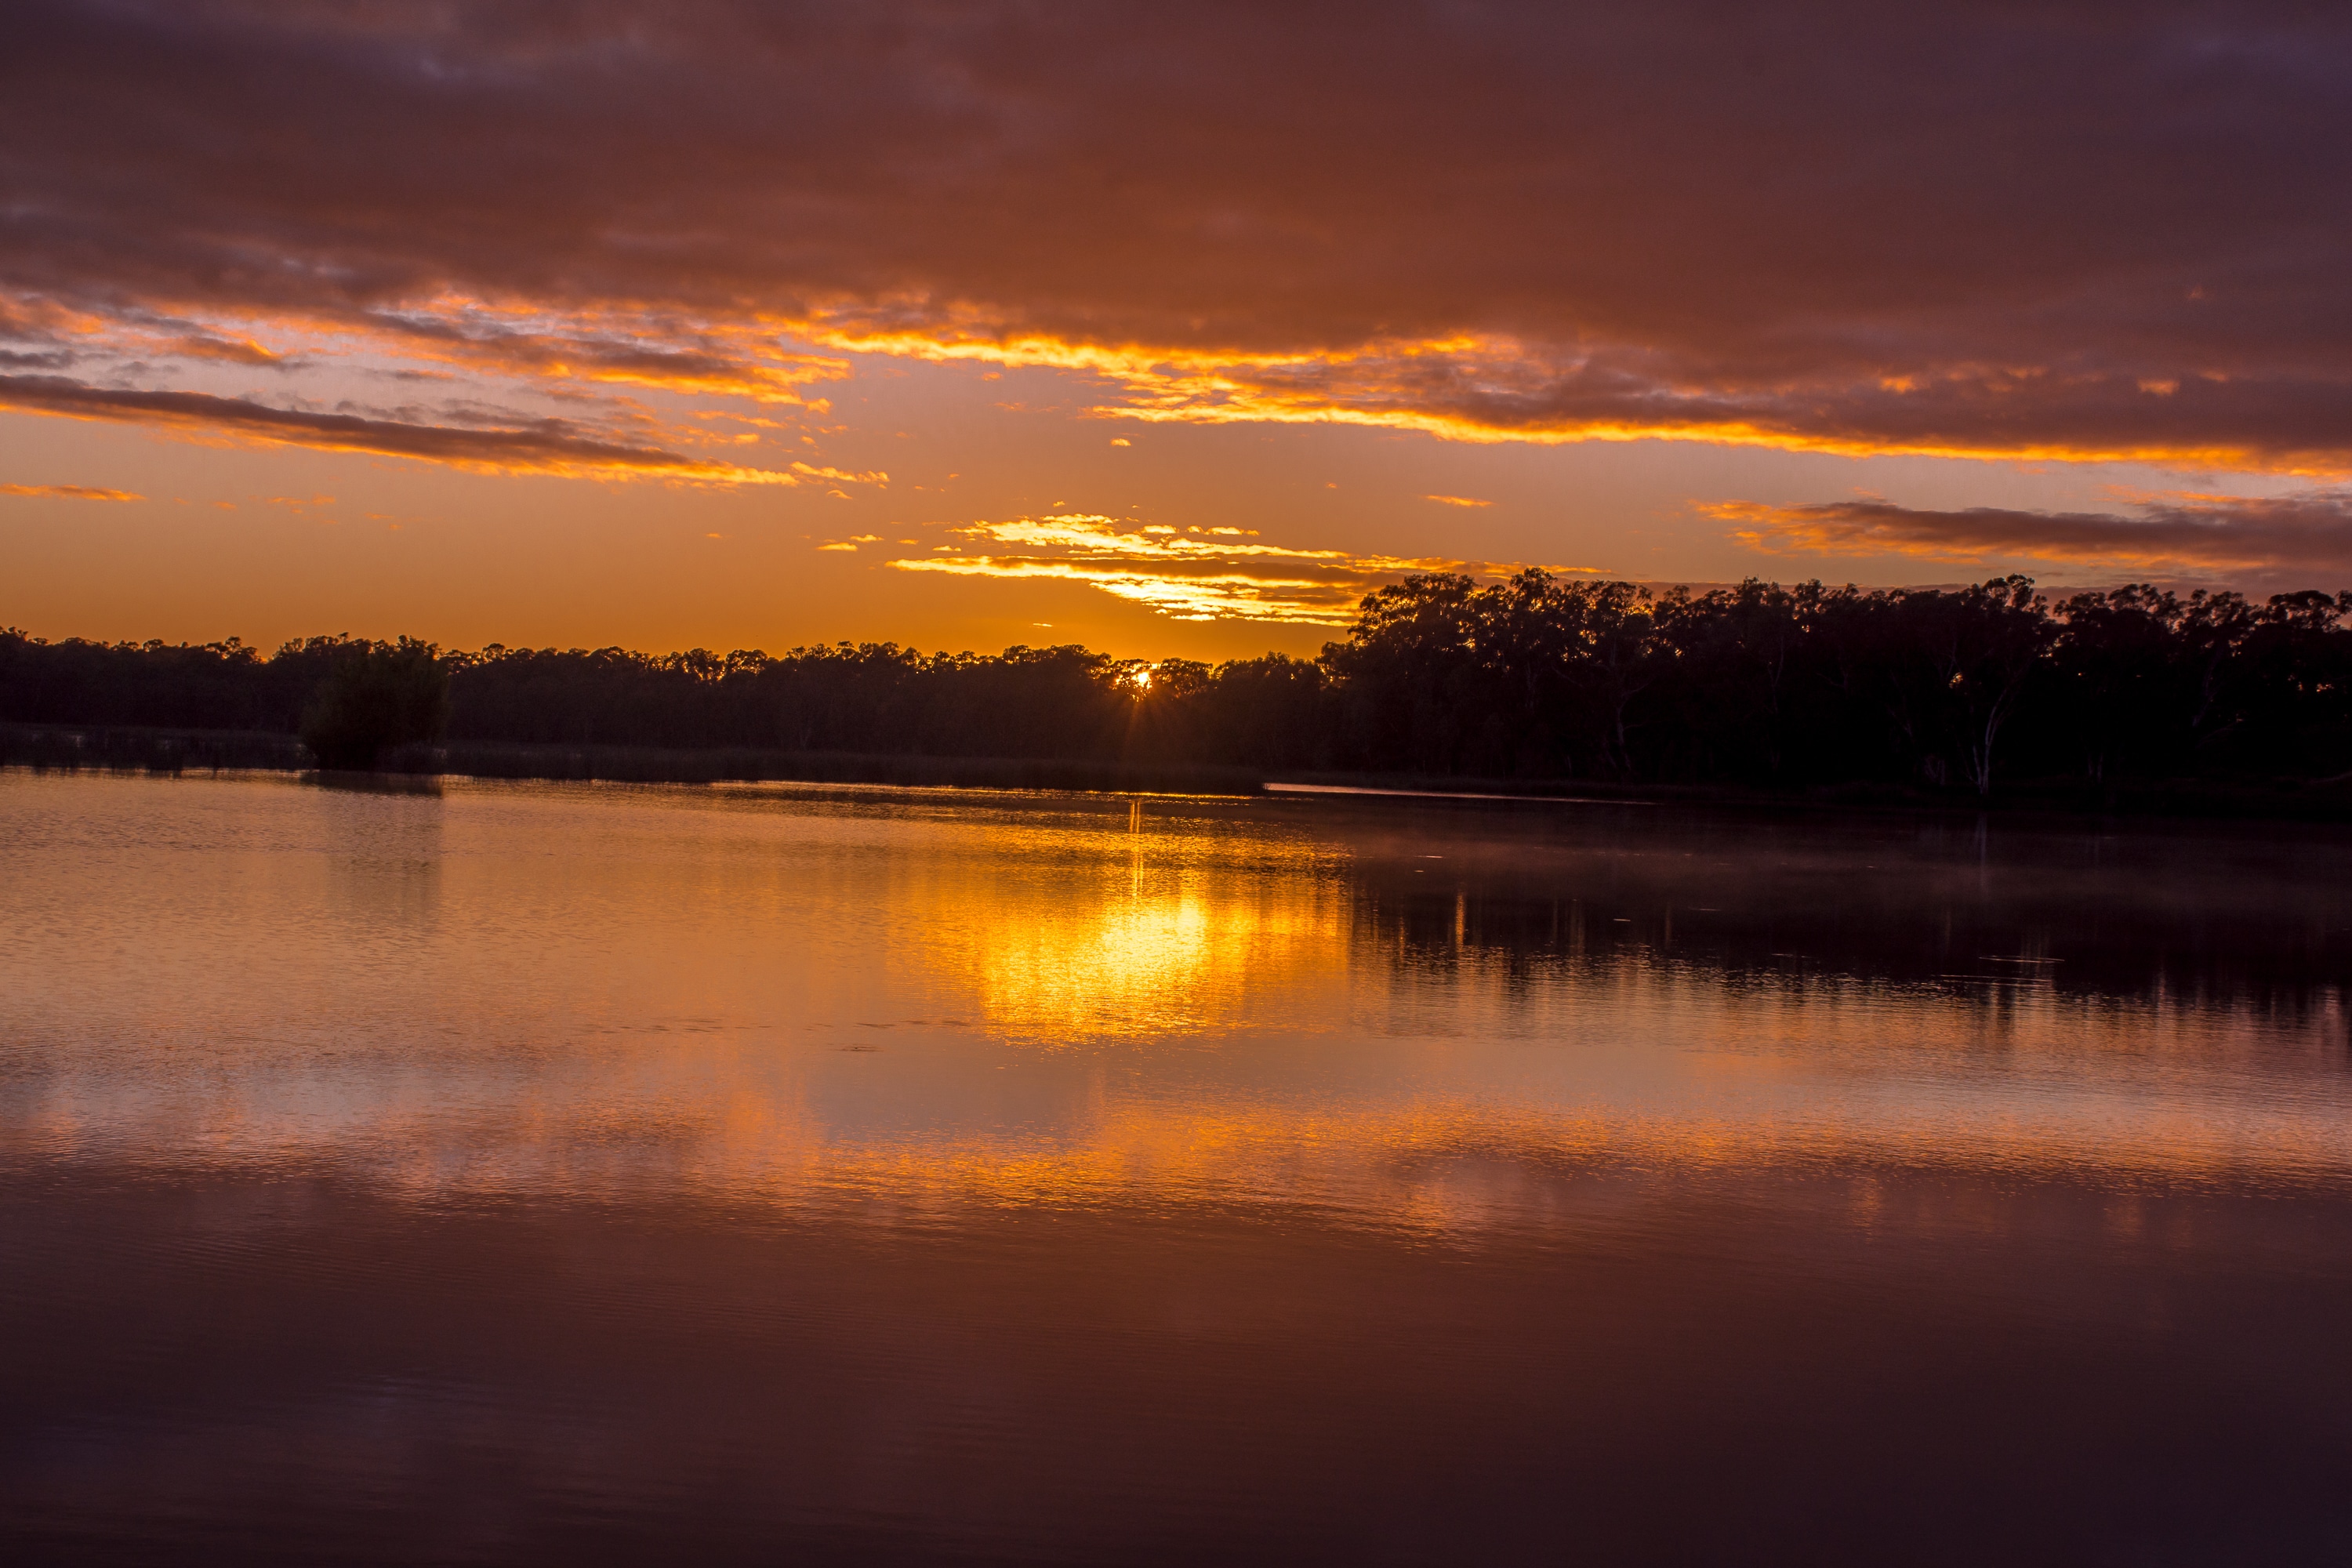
[{"xmin": 3, "ymin": 771, "xmax": 2350, "ymax": 1565}]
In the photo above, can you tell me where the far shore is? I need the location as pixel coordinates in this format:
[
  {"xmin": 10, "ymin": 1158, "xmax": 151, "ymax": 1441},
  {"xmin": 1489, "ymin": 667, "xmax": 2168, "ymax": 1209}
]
[{"xmin": 9, "ymin": 720, "xmax": 2352, "ymax": 826}]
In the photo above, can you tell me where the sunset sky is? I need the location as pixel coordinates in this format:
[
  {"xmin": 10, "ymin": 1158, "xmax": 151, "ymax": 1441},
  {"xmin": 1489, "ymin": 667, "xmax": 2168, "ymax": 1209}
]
[{"xmin": 5, "ymin": 1, "xmax": 2350, "ymax": 659}]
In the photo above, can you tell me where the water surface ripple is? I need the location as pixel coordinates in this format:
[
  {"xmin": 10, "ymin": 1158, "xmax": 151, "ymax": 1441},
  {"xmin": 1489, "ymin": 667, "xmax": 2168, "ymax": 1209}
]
[{"xmin": 3, "ymin": 771, "xmax": 2349, "ymax": 1563}]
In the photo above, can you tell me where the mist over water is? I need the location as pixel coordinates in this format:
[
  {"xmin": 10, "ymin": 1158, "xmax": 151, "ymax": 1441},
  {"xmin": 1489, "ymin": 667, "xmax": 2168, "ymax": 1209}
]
[{"xmin": 4, "ymin": 771, "xmax": 2350, "ymax": 1563}]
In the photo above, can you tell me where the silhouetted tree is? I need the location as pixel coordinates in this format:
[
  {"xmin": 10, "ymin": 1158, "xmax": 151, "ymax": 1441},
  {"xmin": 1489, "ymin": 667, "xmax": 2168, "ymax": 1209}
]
[
  {"xmin": 299, "ymin": 638, "xmax": 451, "ymax": 769},
  {"xmin": 1650, "ymin": 580, "xmax": 1807, "ymax": 784},
  {"xmin": 1321, "ymin": 573, "xmax": 1486, "ymax": 771},
  {"xmin": 9, "ymin": 575, "xmax": 2350, "ymax": 793}
]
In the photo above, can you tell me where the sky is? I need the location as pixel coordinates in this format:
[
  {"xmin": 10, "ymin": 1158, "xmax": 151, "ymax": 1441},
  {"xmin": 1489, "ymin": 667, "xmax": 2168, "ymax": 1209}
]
[{"xmin": 5, "ymin": 1, "xmax": 2351, "ymax": 659}]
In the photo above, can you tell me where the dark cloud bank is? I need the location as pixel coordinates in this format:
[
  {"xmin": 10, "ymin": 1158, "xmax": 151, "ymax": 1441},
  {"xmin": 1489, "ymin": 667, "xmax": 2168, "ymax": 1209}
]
[
  {"xmin": 5, "ymin": 2, "xmax": 2352, "ymax": 469},
  {"xmin": 1717, "ymin": 492, "xmax": 2352, "ymax": 586}
]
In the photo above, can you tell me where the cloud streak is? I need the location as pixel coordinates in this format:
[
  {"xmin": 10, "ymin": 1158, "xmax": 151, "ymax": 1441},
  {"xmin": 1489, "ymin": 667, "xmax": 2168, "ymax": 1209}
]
[
  {"xmin": 0, "ymin": 481, "xmax": 142, "ymax": 501},
  {"xmin": 5, "ymin": 2, "xmax": 2352, "ymax": 469},
  {"xmin": 1709, "ymin": 492, "xmax": 2352, "ymax": 580},
  {"xmin": 888, "ymin": 515, "xmax": 1569, "ymax": 624},
  {"xmin": 0, "ymin": 374, "xmax": 805, "ymax": 484}
]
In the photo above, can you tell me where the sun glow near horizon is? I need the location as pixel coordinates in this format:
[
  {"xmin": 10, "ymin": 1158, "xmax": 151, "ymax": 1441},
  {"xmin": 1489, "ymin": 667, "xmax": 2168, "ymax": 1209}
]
[{"xmin": 9, "ymin": 2, "xmax": 2352, "ymax": 651}]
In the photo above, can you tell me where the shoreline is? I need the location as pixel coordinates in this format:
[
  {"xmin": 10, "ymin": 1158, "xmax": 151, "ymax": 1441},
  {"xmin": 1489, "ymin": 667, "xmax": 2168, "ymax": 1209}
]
[{"xmin": 7, "ymin": 720, "xmax": 2351, "ymax": 825}]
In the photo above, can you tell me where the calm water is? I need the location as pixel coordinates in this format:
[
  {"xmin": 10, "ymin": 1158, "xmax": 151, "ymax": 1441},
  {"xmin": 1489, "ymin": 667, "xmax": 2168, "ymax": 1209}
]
[{"xmin": 4, "ymin": 769, "xmax": 2350, "ymax": 1564}]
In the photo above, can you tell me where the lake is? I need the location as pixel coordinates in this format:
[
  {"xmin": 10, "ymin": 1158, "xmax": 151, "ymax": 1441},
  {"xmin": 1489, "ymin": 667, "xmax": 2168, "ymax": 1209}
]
[{"xmin": 4, "ymin": 768, "xmax": 2350, "ymax": 1563}]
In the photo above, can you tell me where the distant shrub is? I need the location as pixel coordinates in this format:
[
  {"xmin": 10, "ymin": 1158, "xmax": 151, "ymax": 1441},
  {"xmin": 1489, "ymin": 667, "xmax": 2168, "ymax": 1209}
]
[{"xmin": 299, "ymin": 638, "xmax": 450, "ymax": 770}]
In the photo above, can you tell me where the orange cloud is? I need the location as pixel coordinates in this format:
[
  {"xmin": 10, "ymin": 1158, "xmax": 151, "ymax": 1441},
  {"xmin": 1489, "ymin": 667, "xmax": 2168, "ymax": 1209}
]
[
  {"xmin": 0, "ymin": 482, "xmax": 143, "ymax": 501},
  {"xmin": 888, "ymin": 514, "xmax": 1556, "ymax": 623},
  {"xmin": 789, "ymin": 462, "xmax": 887, "ymax": 486}
]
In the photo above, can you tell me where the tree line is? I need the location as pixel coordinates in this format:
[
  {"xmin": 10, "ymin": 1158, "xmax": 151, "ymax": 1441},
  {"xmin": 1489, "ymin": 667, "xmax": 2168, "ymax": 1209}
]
[{"xmin": 5, "ymin": 571, "xmax": 2350, "ymax": 792}]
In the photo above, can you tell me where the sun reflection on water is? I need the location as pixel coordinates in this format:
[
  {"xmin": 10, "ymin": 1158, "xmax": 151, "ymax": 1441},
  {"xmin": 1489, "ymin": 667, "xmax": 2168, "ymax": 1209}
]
[
  {"xmin": 937, "ymin": 864, "xmax": 1349, "ymax": 1042},
  {"xmin": 4, "ymin": 772, "xmax": 2350, "ymax": 1233}
]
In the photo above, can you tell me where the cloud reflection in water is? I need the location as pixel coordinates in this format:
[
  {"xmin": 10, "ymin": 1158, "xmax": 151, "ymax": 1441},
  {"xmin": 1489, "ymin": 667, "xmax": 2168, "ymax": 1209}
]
[{"xmin": 2, "ymin": 772, "xmax": 2347, "ymax": 1232}]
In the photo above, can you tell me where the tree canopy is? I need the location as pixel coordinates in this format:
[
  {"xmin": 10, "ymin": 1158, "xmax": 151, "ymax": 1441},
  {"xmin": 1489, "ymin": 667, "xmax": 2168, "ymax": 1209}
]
[{"xmin": 5, "ymin": 573, "xmax": 2349, "ymax": 792}]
